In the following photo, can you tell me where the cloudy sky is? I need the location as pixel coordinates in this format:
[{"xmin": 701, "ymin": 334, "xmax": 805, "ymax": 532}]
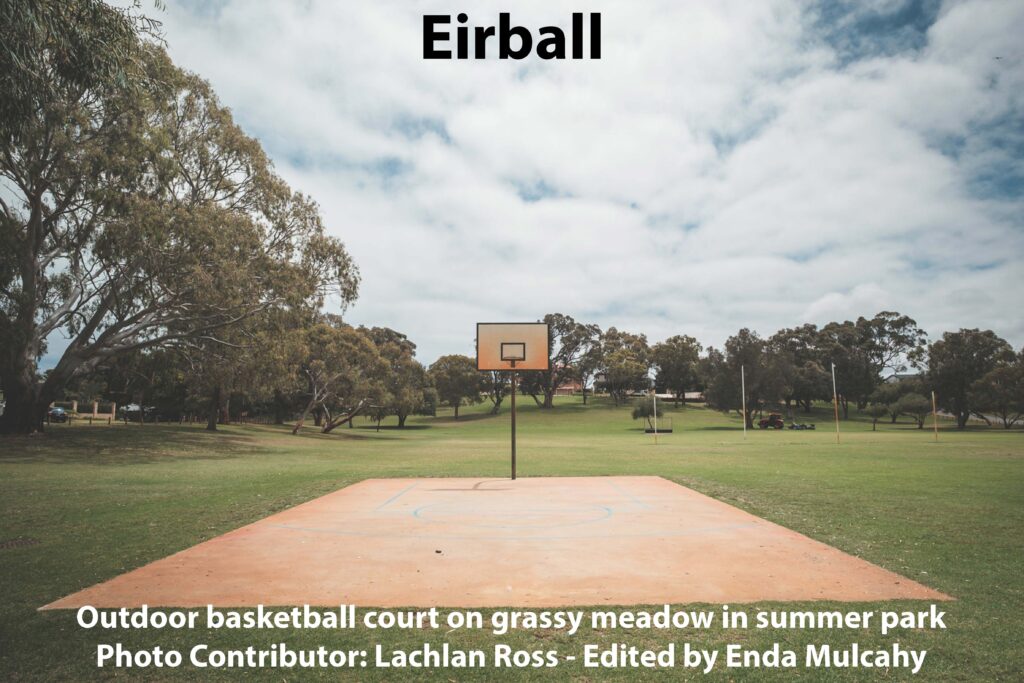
[{"xmin": 156, "ymin": 0, "xmax": 1023, "ymax": 363}]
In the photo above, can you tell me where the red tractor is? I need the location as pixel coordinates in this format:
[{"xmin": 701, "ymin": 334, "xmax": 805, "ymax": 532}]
[{"xmin": 758, "ymin": 413, "xmax": 785, "ymax": 429}]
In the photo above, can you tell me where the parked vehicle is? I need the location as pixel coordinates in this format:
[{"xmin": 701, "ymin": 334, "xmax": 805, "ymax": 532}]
[
  {"xmin": 120, "ymin": 404, "xmax": 158, "ymax": 422},
  {"xmin": 788, "ymin": 423, "xmax": 816, "ymax": 430},
  {"xmin": 47, "ymin": 406, "xmax": 68, "ymax": 423},
  {"xmin": 758, "ymin": 413, "xmax": 785, "ymax": 429}
]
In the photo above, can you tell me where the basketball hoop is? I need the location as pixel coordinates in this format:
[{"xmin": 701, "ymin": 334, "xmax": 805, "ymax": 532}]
[{"xmin": 476, "ymin": 322, "xmax": 550, "ymax": 479}]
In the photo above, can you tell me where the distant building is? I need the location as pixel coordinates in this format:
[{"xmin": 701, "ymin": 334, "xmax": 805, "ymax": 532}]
[
  {"xmin": 884, "ymin": 373, "xmax": 921, "ymax": 384},
  {"xmin": 555, "ymin": 377, "xmax": 583, "ymax": 395}
]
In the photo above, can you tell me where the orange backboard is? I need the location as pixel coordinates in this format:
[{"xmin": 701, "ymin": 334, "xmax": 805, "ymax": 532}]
[{"xmin": 476, "ymin": 323, "xmax": 549, "ymax": 371}]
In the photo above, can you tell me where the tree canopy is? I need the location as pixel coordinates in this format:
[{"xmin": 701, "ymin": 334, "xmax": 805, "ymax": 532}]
[
  {"xmin": 0, "ymin": 21, "xmax": 358, "ymax": 433},
  {"xmin": 651, "ymin": 335, "xmax": 701, "ymax": 405},
  {"xmin": 598, "ymin": 327, "xmax": 650, "ymax": 406},
  {"xmin": 928, "ymin": 329, "xmax": 1015, "ymax": 428},
  {"xmin": 518, "ymin": 313, "xmax": 600, "ymax": 408},
  {"xmin": 428, "ymin": 355, "xmax": 482, "ymax": 419},
  {"xmin": 969, "ymin": 361, "xmax": 1024, "ymax": 429}
]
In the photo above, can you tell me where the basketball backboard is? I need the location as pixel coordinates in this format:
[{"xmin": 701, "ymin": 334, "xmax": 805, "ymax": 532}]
[{"xmin": 476, "ymin": 323, "xmax": 549, "ymax": 371}]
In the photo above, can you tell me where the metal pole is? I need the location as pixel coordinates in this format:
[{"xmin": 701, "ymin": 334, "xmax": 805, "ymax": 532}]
[
  {"xmin": 932, "ymin": 391, "xmax": 939, "ymax": 442},
  {"xmin": 652, "ymin": 390, "xmax": 658, "ymax": 445},
  {"xmin": 831, "ymin": 362, "xmax": 840, "ymax": 445},
  {"xmin": 741, "ymin": 365, "xmax": 747, "ymax": 438},
  {"xmin": 510, "ymin": 366, "xmax": 517, "ymax": 480}
]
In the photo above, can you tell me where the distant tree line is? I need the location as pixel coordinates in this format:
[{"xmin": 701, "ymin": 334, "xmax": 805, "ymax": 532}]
[
  {"xmin": 59, "ymin": 315, "xmax": 438, "ymax": 434},
  {"xmin": 414, "ymin": 311, "xmax": 1022, "ymax": 431},
  {"xmin": 9, "ymin": 299, "xmax": 1024, "ymax": 434}
]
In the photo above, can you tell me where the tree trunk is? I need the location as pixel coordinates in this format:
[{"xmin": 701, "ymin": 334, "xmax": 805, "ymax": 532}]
[
  {"xmin": 397, "ymin": 414, "xmax": 407, "ymax": 428},
  {"xmin": 322, "ymin": 400, "xmax": 368, "ymax": 433},
  {"xmin": 292, "ymin": 395, "xmax": 317, "ymax": 435},
  {"xmin": 454, "ymin": 404, "xmax": 460, "ymax": 419},
  {"xmin": 582, "ymin": 387, "xmax": 588, "ymax": 405},
  {"xmin": 872, "ymin": 419, "xmax": 877, "ymax": 431},
  {"xmin": 273, "ymin": 389, "xmax": 287, "ymax": 425},
  {"xmin": 742, "ymin": 403, "xmax": 755, "ymax": 428},
  {"xmin": 543, "ymin": 390, "xmax": 554, "ymax": 409},
  {"xmin": 0, "ymin": 371, "xmax": 49, "ymax": 435},
  {"xmin": 206, "ymin": 386, "xmax": 221, "ymax": 431}
]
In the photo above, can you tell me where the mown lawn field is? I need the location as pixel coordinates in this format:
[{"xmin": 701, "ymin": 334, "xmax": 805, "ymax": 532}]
[{"xmin": 1, "ymin": 397, "xmax": 1022, "ymax": 680}]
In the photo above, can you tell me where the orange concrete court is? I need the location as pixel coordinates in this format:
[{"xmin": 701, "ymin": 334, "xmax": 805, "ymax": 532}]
[{"xmin": 43, "ymin": 476, "xmax": 949, "ymax": 609}]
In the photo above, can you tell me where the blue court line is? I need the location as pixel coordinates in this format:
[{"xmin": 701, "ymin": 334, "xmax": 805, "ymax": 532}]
[
  {"xmin": 607, "ymin": 480, "xmax": 652, "ymax": 509},
  {"xmin": 375, "ymin": 482, "xmax": 418, "ymax": 511}
]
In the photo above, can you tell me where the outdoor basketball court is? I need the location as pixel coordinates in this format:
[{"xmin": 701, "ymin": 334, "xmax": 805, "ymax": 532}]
[{"xmin": 43, "ymin": 476, "xmax": 948, "ymax": 609}]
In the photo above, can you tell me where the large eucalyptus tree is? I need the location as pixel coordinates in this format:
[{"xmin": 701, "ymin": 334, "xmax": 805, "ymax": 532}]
[{"xmin": 1, "ymin": 5, "xmax": 357, "ymax": 433}]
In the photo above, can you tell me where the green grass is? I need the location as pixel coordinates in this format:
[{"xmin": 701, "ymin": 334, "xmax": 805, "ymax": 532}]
[{"xmin": 1, "ymin": 398, "xmax": 1022, "ymax": 680}]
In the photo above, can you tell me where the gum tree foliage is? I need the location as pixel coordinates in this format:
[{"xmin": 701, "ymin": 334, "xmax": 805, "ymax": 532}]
[
  {"xmin": 0, "ymin": 1, "xmax": 161, "ymax": 140},
  {"xmin": 702, "ymin": 329, "xmax": 784, "ymax": 428},
  {"xmin": 631, "ymin": 396, "xmax": 664, "ymax": 431},
  {"xmin": 865, "ymin": 403, "xmax": 889, "ymax": 431},
  {"xmin": 817, "ymin": 312, "xmax": 927, "ymax": 418},
  {"xmin": 597, "ymin": 327, "xmax": 650, "ymax": 406},
  {"xmin": 0, "ymin": 20, "xmax": 359, "ymax": 434},
  {"xmin": 518, "ymin": 313, "xmax": 600, "ymax": 408},
  {"xmin": 817, "ymin": 320, "xmax": 878, "ymax": 418},
  {"xmin": 182, "ymin": 309, "xmax": 309, "ymax": 431},
  {"xmin": 895, "ymin": 393, "xmax": 932, "ymax": 429},
  {"xmin": 428, "ymin": 354, "xmax": 483, "ymax": 419},
  {"xmin": 575, "ymin": 341, "xmax": 603, "ymax": 405},
  {"xmin": 292, "ymin": 318, "xmax": 385, "ymax": 435},
  {"xmin": 868, "ymin": 311, "xmax": 928, "ymax": 374},
  {"xmin": 768, "ymin": 324, "xmax": 830, "ymax": 413},
  {"xmin": 483, "ymin": 371, "xmax": 510, "ymax": 415},
  {"xmin": 869, "ymin": 376, "xmax": 925, "ymax": 424},
  {"xmin": 928, "ymin": 329, "xmax": 1015, "ymax": 429},
  {"xmin": 651, "ymin": 335, "xmax": 702, "ymax": 406},
  {"xmin": 364, "ymin": 326, "xmax": 434, "ymax": 428},
  {"xmin": 968, "ymin": 359, "xmax": 1024, "ymax": 429}
]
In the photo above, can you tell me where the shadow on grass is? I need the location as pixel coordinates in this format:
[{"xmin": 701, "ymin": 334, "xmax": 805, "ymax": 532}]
[
  {"xmin": 431, "ymin": 412, "xmax": 500, "ymax": 424},
  {"xmin": 0, "ymin": 425, "xmax": 259, "ymax": 465},
  {"xmin": 289, "ymin": 428, "xmax": 411, "ymax": 442}
]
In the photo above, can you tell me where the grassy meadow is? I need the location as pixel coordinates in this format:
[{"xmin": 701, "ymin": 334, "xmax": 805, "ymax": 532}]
[{"xmin": 1, "ymin": 397, "xmax": 1022, "ymax": 680}]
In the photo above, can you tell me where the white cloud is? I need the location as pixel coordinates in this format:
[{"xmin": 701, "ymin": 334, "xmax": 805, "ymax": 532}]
[{"xmin": 155, "ymin": 0, "xmax": 1024, "ymax": 361}]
